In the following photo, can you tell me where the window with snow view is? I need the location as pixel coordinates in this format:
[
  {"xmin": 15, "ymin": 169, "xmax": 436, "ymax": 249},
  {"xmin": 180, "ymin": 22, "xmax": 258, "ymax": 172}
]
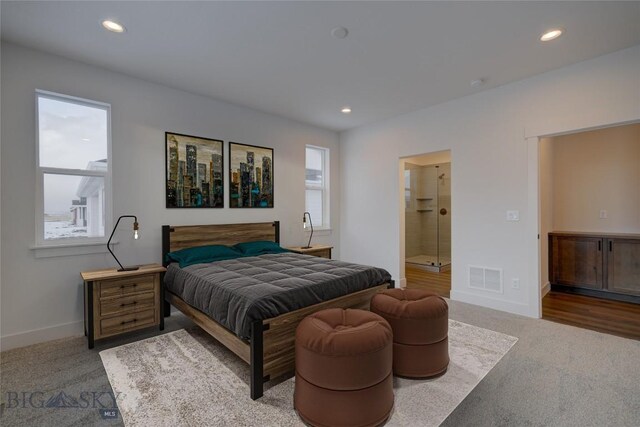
[{"xmin": 36, "ymin": 91, "xmax": 111, "ymax": 244}]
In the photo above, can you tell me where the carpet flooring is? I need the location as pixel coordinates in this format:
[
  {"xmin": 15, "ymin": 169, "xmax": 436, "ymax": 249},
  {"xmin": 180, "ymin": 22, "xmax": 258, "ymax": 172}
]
[
  {"xmin": 99, "ymin": 321, "xmax": 516, "ymax": 426},
  {"xmin": 2, "ymin": 299, "xmax": 640, "ymax": 426}
]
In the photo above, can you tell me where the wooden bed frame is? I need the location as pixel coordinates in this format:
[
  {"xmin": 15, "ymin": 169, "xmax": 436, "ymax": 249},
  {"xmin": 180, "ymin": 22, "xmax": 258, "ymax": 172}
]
[{"xmin": 161, "ymin": 221, "xmax": 393, "ymax": 400}]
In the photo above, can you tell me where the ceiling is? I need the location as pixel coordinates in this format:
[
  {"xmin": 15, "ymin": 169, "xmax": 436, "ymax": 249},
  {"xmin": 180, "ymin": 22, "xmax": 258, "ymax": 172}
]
[{"xmin": 2, "ymin": 1, "xmax": 639, "ymax": 131}]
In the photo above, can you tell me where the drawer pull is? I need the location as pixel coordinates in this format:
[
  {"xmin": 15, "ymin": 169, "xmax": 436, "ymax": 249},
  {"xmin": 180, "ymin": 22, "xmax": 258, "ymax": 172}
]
[
  {"xmin": 120, "ymin": 301, "xmax": 138, "ymax": 307},
  {"xmin": 121, "ymin": 319, "xmax": 137, "ymax": 325},
  {"xmin": 120, "ymin": 284, "xmax": 138, "ymax": 289}
]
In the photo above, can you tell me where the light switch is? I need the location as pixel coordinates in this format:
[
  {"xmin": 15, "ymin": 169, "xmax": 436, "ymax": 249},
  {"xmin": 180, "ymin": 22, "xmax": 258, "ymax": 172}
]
[
  {"xmin": 506, "ymin": 210, "xmax": 520, "ymax": 221},
  {"xmin": 599, "ymin": 210, "xmax": 608, "ymax": 219}
]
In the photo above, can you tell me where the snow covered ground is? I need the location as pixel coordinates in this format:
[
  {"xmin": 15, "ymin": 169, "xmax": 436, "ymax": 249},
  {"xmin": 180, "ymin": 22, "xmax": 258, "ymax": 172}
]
[{"xmin": 44, "ymin": 221, "xmax": 88, "ymax": 240}]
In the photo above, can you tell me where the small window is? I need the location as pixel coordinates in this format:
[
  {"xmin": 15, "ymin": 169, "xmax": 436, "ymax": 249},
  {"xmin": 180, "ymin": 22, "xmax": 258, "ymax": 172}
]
[
  {"xmin": 305, "ymin": 146, "xmax": 330, "ymax": 229},
  {"xmin": 36, "ymin": 91, "xmax": 111, "ymax": 245}
]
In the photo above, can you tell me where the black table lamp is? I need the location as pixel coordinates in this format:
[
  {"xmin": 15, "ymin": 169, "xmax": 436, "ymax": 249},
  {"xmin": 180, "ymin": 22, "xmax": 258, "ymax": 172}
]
[
  {"xmin": 302, "ymin": 211, "xmax": 313, "ymax": 249},
  {"xmin": 107, "ymin": 215, "xmax": 140, "ymax": 271}
]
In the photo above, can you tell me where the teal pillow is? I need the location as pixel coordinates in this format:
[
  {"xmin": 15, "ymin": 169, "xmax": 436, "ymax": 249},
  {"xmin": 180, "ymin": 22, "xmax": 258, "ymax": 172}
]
[
  {"xmin": 233, "ymin": 241, "xmax": 289, "ymax": 256},
  {"xmin": 166, "ymin": 244, "xmax": 242, "ymax": 268}
]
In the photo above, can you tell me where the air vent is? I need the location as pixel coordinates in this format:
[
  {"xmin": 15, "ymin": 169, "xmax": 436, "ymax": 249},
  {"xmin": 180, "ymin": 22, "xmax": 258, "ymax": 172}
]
[{"xmin": 468, "ymin": 265, "xmax": 503, "ymax": 293}]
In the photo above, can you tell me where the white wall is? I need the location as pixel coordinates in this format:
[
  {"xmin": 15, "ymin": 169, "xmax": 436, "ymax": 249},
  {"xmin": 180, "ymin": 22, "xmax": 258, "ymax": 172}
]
[
  {"xmin": 0, "ymin": 42, "xmax": 340, "ymax": 349},
  {"xmin": 340, "ymin": 45, "xmax": 640, "ymax": 318},
  {"xmin": 403, "ymin": 150, "xmax": 451, "ymax": 166},
  {"xmin": 550, "ymin": 123, "xmax": 640, "ymax": 233}
]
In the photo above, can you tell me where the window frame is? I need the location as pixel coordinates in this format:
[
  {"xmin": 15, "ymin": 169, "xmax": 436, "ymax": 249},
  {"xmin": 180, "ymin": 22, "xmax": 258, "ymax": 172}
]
[
  {"xmin": 34, "ymin": 89, "xmax": 113, "ymax": 248},
  {"xmin": 304, "ymin": 145, "xmax": 330, "ymax": 230}
]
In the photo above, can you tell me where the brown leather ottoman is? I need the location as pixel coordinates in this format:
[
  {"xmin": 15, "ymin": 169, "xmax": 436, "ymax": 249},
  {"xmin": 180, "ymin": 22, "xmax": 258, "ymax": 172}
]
[
  {"xmin": 371, "ymin": 289, "xmax": 449, "ymax": 378},
  {"xmin": 294, "ymin": 308, "xmax": 394, "ymax": 427}
]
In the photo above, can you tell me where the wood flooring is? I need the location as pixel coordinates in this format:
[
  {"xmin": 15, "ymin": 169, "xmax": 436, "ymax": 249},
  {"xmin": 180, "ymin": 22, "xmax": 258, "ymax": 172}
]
[
  {"xmin": 404, "ymin": 263, "xmax": 639, "ymax": 341},
  {"xmin": 405, "ymin": 264, "xmax": 451, "ymax": 298},
  {"xmin": 542, "ymin": 291, "xmax": 640, "ymax": 340}
]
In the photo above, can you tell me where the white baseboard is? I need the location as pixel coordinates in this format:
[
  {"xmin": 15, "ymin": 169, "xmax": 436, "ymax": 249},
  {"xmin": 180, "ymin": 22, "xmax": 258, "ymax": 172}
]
[
  {"xmin": 0, "ymin": 320, "xmax": 84, "ymax": 352},
  {"xmin": 398, "ymin": 278, "xmax": 407, "ymax": 288},
  {"xmin": 450, "ymin": 289, "xmax": 536, "ymax": 318},
  {"xmin": 541, "ymin": 282, "xmax": 551, "ymax": 297}
]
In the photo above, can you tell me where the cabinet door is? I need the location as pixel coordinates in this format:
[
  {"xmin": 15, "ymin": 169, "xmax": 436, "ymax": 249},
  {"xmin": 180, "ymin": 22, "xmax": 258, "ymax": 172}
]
[
  {"xmin": 606, "ymin": 238, "xmax": 640, "ymax": 295},
  {"xmin": 550, "ymin": 236, "xmax": 603, "ymax": 289}
]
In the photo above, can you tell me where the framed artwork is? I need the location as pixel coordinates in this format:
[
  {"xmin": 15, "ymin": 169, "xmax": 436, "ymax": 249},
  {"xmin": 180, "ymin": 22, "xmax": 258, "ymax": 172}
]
[
  {"xmin": 165, "ymin": 132, "xmax": 224, "ymax": 208},
  {"xmin": 229, "ymin": 142, "xmax": 274, "ymax": 208}
]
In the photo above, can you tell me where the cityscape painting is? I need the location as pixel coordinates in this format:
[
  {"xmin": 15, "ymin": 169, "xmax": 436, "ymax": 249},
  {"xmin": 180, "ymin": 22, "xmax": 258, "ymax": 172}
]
[
  {"xmin": 165, "ymin": 132, "xmax": 224, "ymax": 208},
  {"xmin": 229, "ymin": 142, "xmax": 274, "ymax": 208}
]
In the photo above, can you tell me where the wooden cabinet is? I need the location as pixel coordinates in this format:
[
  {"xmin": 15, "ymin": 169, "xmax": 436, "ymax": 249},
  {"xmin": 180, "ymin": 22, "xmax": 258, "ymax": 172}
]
[
  {"xmin": 82, "ymin": 264, "xmax": 166, "ymax": 349},
  {"xmin": 549, "ymin": 232, "xmax": 640, "ymax": 302},
  {"xmin": 286, "ymin": 245, "xmax": 333, "ymax": 259},
  {"xmin": 607, "ymin": 238, "xmax": 640, "ymax": 296},
  {"xmin": 549, "ymin": 235, "xmax": 603, "ymax": 289}
]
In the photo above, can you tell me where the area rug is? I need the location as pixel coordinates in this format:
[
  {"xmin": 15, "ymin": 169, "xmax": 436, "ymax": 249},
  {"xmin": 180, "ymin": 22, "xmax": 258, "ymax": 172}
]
[{"xmin": 100, "ymin": 320, "xmax": 517, "ymax": 426}]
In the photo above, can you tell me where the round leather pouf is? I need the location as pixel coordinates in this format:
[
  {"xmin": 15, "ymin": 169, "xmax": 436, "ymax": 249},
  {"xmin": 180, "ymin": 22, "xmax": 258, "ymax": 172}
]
[
  {"xmin": 294, "ymin": 308, "xmax": 394, "ymax": 427},
  {"xmin": 371, "ymin": 289, "xmax": 449, "ymax": 378}
]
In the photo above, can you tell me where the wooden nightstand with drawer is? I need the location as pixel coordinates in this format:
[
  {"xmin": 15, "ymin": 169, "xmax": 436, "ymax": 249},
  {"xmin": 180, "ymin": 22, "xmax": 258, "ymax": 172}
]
[
  {"xmin": 81, "ymin": 264, "xmax": 166, "ymax": 349},
  {"xmin": 287, "ymin": 245, "xmax": 333, "ymax": 259}
]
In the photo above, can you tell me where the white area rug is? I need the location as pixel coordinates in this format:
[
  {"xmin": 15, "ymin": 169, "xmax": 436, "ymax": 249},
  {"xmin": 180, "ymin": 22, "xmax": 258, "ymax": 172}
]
[{"xmin": 100, "ymin": 320, "xmax": 517, "ymax": 426}]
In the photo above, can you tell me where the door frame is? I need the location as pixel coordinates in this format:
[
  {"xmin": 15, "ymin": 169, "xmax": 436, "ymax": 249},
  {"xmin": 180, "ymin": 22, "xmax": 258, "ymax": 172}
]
[
  {"xmin": 398, "ymin": 150, "xmax": 452, "ymax": 288},
  {"xmin": 526, "ymin": 119, "xmax": 640, "ymax": 318}
]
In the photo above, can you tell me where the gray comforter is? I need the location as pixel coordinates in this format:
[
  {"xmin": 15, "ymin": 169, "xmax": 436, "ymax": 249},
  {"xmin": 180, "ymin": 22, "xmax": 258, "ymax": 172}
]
[{"xmin": 164, "ymin": 252, "xmax": 392, "ymax": 339}]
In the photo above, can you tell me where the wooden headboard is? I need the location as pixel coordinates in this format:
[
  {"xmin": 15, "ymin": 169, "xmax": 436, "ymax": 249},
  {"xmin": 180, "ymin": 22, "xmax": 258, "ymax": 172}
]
[{"xmin": 162, "ymin": 221, "xmax": 280, "ymax": 266}]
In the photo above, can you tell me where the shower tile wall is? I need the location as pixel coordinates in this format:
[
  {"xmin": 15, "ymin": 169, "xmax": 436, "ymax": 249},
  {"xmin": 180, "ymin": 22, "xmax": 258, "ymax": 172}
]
[
  {"xmin": 405, "ymin": 163, "xmax": 423, "ymax": 259},
  {"xmin": 419, "ymin": 165, "xmax": 438, "ymax": 257}
]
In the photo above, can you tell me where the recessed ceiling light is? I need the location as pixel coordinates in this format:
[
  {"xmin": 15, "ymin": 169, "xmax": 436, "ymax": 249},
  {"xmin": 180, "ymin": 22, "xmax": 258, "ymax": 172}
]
[
  {"xmin": 102, "ymin": 20, "xmax": 126, "ymax": 33},
  {"xmin": 341, "ymin": 106, "xmax": 352, "ymax": 114},
  {"xmin": 540, "ymin": 29, "xmax": 562, "ymax": 42},
  {"xmin": 331, "ymin": 27, "xmax": 349, "ymax": 39}
]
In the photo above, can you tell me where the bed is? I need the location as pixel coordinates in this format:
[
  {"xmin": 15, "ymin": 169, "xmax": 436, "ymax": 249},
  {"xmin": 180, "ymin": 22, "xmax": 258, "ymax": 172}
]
[{"xmin": 162, "ymin": 221, "xmax": 393, "ymax": 400}]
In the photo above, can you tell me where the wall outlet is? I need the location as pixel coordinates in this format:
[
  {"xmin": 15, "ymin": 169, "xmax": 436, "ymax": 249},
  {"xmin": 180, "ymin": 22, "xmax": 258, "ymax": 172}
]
[
  {"xmin": 511, "ymin": 278, "xmax": 520, "ymax": 289},
  {"xmin": 506, "ymin": 210, "xmax": 520, "ymax": 221},
  {"xmin": 599, "ymin": 209, "xmax": 608, "ymax": 219}
]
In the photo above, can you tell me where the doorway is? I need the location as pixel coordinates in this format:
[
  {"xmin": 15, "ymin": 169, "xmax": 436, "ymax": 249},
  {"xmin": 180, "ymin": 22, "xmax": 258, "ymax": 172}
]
[
  {"xmin": 400, "ymin": 150, "xmax": 452, "ymax": 297},
  {"xmin": 537, "ymin": 123, "xmax": 640, "ymax": 339}
]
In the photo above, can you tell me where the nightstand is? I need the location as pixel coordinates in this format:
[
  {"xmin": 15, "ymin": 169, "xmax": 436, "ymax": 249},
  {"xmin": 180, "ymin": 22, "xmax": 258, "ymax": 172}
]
[
  {"xmin": 81, "ymin": 264, "xmax": 166, "ymax": 349},
  {"xmin": 287, "ymin": 245, "xmax": 333, "ymax": 259}
]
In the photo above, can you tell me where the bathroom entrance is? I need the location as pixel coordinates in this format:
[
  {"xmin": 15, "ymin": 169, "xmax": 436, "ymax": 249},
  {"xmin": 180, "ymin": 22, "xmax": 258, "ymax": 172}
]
[{"xmin": 401, "ymin": 150, "xmax": 452, "ymax": 297}]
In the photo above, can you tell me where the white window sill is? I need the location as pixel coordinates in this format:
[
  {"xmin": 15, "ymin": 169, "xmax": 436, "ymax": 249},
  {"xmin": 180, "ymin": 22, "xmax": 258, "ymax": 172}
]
[
  {"xmin": 304, "ymin": 228, "xmax": 332, "ymax": 236},
  {"xmin": 30, "ymin": 241, "xmax": 117, "ymax": 259}
]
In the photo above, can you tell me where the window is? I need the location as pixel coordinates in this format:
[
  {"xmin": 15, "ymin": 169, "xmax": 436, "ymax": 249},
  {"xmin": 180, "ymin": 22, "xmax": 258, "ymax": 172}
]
[
  {"xmin": 305, "ymin": 145, "xmax": 330, "ymax": 229},
  {"xmin": 35, "ymin": 91, "xmax": 111, "ymax": 245}
]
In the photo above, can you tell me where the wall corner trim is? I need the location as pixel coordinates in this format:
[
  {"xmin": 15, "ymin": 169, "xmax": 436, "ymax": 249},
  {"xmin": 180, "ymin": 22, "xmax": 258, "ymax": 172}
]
[
  {"xmin": 450, "ymin": 289, "xmax": 536, "ymax": 318},
  {"xmin": 541, "ymin": 282, "xmax": 551, "ymax": 298},
  {"xmin": 0, "ymin": 320, "xmax": 84, "ymax": 351}
]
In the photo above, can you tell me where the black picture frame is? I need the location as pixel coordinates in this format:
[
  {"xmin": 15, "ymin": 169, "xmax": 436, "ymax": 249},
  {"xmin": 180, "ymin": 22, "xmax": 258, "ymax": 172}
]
[
  {"xmin": 165, "ymin": 132, "xmax": 224, "ymax": 208},
  {"xmin": 229, "ymin": 142, "xmax": 274, "ymax": 208}
]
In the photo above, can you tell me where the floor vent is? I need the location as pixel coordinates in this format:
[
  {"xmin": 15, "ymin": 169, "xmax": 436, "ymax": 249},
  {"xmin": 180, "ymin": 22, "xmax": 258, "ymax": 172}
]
[{"xmin": 468, "ymin": 266, "xmax": 503, "ymax": 293}]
